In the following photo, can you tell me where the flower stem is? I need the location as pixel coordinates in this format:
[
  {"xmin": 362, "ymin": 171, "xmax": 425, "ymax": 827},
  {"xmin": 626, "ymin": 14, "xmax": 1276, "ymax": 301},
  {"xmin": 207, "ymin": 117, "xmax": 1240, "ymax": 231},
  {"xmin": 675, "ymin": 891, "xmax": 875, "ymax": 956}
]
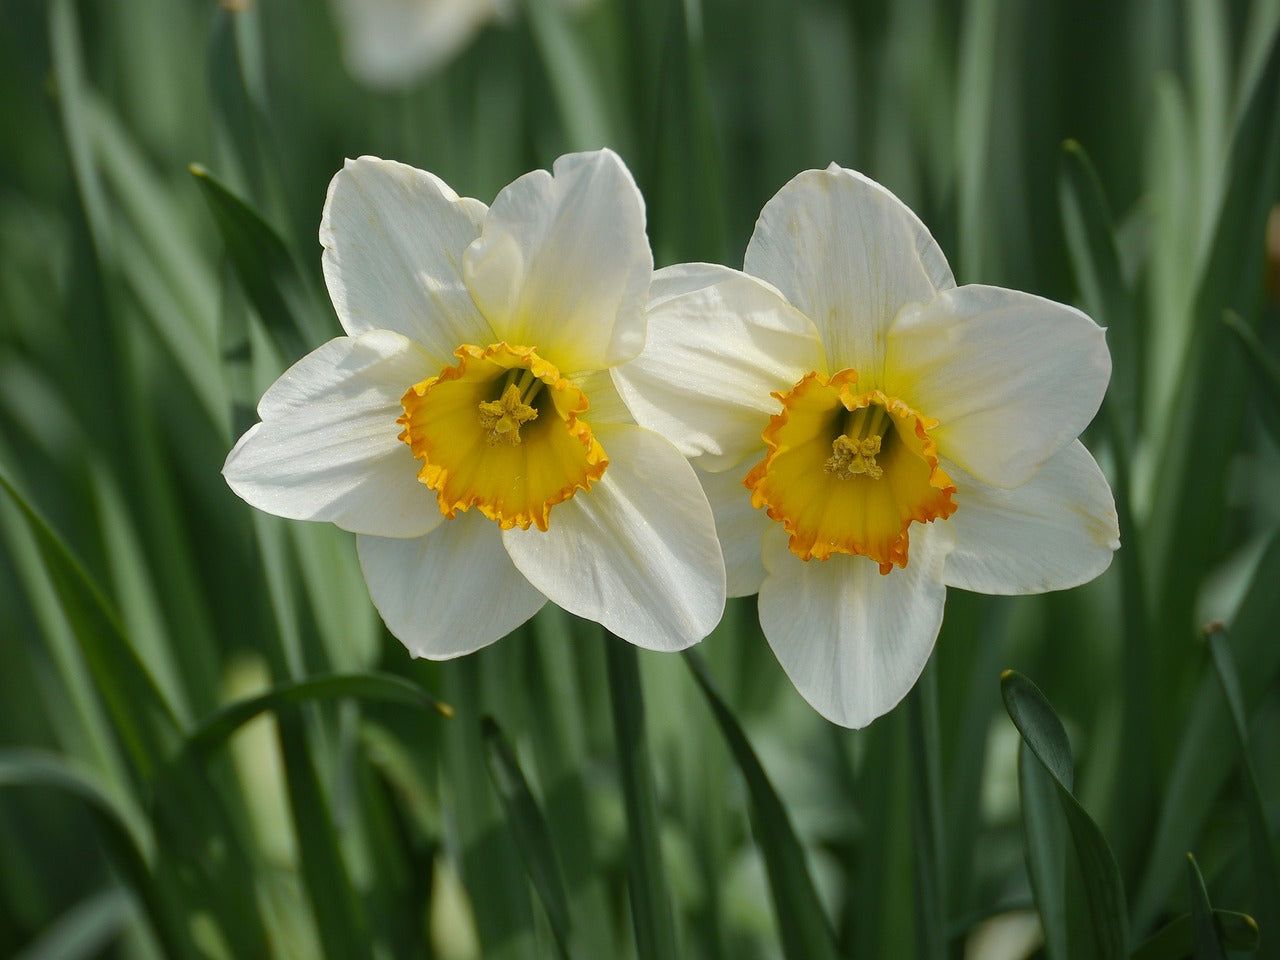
[{"xmin": 604, "ymin": 633, "xmax": 678, "ymax": 960}]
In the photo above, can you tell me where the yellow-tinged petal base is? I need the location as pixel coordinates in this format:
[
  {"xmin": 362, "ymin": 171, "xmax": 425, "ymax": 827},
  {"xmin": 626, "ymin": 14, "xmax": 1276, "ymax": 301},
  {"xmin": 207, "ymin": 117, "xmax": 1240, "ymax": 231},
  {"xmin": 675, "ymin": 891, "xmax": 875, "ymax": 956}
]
[
  {"xmin": 399, "ymin": 343, "xmax": 607, "ymax": 531},
  {"xmin": 745, "ymin": 369, "xmax": 956, "ymax": 572}
]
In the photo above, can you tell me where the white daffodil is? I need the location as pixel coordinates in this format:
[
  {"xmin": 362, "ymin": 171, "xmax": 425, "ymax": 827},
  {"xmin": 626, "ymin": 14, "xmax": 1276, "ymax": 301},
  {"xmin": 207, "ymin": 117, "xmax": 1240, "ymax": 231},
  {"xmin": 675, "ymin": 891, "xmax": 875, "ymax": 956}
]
[
  {"xmin": 333, "ymin": 0, "xmax": 592, "ymax": 89},
  {"xmin": 224, "ymin": 149, "xmax": 725, "ymax": 657},
  {"xmin": 614, "ymin": 165, "xmax": 1119, "ymax": 728}
]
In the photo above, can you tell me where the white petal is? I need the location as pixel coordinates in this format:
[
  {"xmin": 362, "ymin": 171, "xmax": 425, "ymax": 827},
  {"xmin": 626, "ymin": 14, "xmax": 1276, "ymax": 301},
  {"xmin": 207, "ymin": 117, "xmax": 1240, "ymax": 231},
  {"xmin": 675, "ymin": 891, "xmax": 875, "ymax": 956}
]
[
  {"xmin": 885, "ymin": 284, "xmax": 1111, "ymax": 488},
  {"xmin": 757, "ymin": 522, "xmax": 953, "ymax": 729},
  {"xmin": 612, "ymin": 263, "xmax": 823, "ymax": 471},
  {"xmin": 743, "ymin": 165, "xmax": 954, "ymax": 383},
  {"xmin": 501, "ymin": 423, "xmax": 725, "ymax": 650},
  {"xmin": 943, "ymin": 441, "xmax": 1119, "ymax": 595},
  {"xmin": 696, "ymin": 465, "xmax": 769, "ymax": 598},
  {"xmin": 333, "ymin": 0, "xmax": 495, "ymax": 88},
  {"xmin": 223, "ymin": 332, "xmax": 443, "ymax": 538},
  {"xmin": 321, "ymin": 157, "xmax": 491, "ymax": 357},
  {"xmin": 463, "ymin": 149, "xmax": 651, "ymax": 373},
  {"xmin": 357, "ymin": 512, "xmax": 547, "ymax": 658}
]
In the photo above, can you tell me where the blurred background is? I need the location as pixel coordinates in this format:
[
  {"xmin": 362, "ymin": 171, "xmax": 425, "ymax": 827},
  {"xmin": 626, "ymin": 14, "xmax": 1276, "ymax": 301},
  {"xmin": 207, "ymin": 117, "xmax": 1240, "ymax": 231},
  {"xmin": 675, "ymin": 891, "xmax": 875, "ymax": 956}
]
[{"xmin": 1, "ymin": 0, "xmax": 1278, "ymax": 957}]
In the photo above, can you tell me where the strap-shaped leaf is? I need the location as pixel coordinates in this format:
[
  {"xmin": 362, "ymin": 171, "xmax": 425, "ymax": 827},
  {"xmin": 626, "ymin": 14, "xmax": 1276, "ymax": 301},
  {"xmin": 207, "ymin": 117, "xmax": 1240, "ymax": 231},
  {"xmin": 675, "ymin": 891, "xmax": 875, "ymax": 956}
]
[
  {"xmin": 190, "ymin": 163, "xmax": 318, "ymax": 363},
  {"xmin": 1002, "ymin": 670, "xmax": 1128, "ymax": 958},
  {"xmin": 606, "ymin": 637, "xmax": 678, "ymax": 960},
  {"xmin": 179, "ymin": 671, "xmax": 451, "ymax": 760},
  {"xmin": 685, "ymin": 651, "xmax": 839, "ymax": 960},
  {"xmin": 482, "ymin": 716, "xmax": 573, "ymax": 960},
  {"xmin": 1130, "ymin": 909, "xmax": 1258, "ymax": 960},
  {"xmin": 1205, "ymin": 624, "xmax": 1280, "ymax": 956}
]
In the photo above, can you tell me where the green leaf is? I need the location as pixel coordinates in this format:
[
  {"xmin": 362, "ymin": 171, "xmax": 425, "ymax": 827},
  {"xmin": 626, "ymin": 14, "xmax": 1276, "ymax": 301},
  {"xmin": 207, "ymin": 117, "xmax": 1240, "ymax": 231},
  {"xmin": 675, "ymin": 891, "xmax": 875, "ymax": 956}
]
[
  {"xmin": 1204, "ymin": 624, "xmax": 1280, "ymax": 957},
  {"xmin": 1018, "ymin": 740, "xmax": 1069, "ymax": 960},
  {"xmin": 11, "ymin": 887, "xmax": 132, "ymax": 960},
  {"xmin": 180, "ymin": 672, "xmax": 452, "ymax": 760},
  {"xmin": 685, "ymin": 651, "xmax": 839, "ymax": 960},
  {"xmin": 0, "ymin": 750, "xmax": 190, "ymax": 959},
  {"xmin": 1001, "ymin": 670, "xmax": 1128, "ymax": 959},
  {"xmin": 276, "ymin": 712, "xmax": 374, "ymax": 960},
  {"xmin": 520, "ymin": 0, "xmax": 613, "ymax": 151},
  {"xmin": 907, "ymin": 666, "xmax": 947, "ymax": 960},
  {"xmin": 1186, "ymin": 853, "xmax": 1228, "ymax": 960},
  {"xmin": 0, "ymin": 466, "xmax": 179, "ymax": 784},
  {"xmin": 1130, "ymin": 909, "xmax": 1259, "ymax": 960},
  {"xmin": 1135, "ymin": 531, "xmax": 1280, "ymax": 930},
  {"xmin": 481, "ymin": 716, "xmax": 573, "ymax": 960},
  {"xmin": 1058, "ymin": 139, "xmax": 1141, "ymax": 444},
  {"xmin": 190, "ymin": 162, "xmax": 317, "ymax": 362},
  {"xmin": 606, "ymin": 637, "xmax": 678, "ymax": 960},
  {"xmin": 1223, "ymin": 309, "xmax": 1280, "ymax": 445}
]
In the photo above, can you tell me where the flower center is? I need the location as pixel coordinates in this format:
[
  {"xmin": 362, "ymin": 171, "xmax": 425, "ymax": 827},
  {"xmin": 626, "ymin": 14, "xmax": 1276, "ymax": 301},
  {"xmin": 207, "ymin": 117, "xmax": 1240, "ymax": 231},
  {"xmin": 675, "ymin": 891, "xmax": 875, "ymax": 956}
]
[
  {"xmin": 744, "ymin": 369, "xmax": 956, "ymax": 572},
  {"xmin": 399, "ymin": 343, "xmax": 608, "ymax": 531}
]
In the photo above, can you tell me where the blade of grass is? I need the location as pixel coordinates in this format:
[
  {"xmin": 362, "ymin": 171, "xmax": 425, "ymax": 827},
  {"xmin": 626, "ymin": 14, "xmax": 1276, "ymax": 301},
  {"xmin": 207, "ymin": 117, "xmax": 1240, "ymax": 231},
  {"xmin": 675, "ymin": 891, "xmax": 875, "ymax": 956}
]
[
  {"xmin": 1001, "ymin": 670, "xmax": 1128, "ymax": 959},
  {"xmin": 684, "ymin": 650, "xmax": 839, "ymax": 960},
  {"xmin": 481, "ymin": 716, "xmax": 574, "ymax": 960},
  {"xmin": 606, "ymin": 636, "xmax": 678, "ymax": 960}
]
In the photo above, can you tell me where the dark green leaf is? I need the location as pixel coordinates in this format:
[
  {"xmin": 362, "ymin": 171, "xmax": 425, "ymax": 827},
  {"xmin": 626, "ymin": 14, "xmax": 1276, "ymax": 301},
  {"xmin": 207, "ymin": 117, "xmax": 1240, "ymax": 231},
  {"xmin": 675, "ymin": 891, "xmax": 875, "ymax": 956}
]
[
  {"xmin": 1186, "ymin": 853, "xmax": 1228, "ymax": 960},
  {"xmin": 1223, "ymin": 309, "xmax": 1280, "ymax": 445},
  {"xmin": 685, "ymin": 651, "xmax": 839, "ymax": 960},
  {"xmin": 11, "ymin": 887, "xmax": 131, "ymax": 960},
  {"xmin": 1130, "ymin": 909, "xmax": 1259, "ymax": 960},
  {"xmin": 0, "ymin": 466, "xmax": 179, "ymax": 784},
  {"xmin": 180, "ymin": 671, "xmax": 451, "ymax": 760},
  {"xmin": 1205, "ymin": 624, "xmax": 1280, "ymax": 956},
  {"xmin": 0, "ymin": 750, "xmax": 189, "ymax": 959},
  {"xmin": 481, "ymin": 716, "xmax": 573, "ymax": 960},
  {"xmin": 1002, "ymin": 670, "xmax": 1128, "ymax": 958},
  {"xmin": 1018, "ymin": 740, "xmax": 1069, "ymax": 960},
  {"xmin": 190, "ymin": 163, "xmax": 317, "ymax": 361},
  {"xmin": 606, "ymin": 637, "xmax": 678, "ymax": 960}
]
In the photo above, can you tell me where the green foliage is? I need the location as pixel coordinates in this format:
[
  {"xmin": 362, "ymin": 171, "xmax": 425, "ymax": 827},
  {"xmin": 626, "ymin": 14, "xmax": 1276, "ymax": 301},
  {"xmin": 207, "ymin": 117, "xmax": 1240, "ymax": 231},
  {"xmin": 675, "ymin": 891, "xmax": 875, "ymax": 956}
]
[{"xmin": 2, "ymin": 0, "xmax": 1279, "ymax": 957}]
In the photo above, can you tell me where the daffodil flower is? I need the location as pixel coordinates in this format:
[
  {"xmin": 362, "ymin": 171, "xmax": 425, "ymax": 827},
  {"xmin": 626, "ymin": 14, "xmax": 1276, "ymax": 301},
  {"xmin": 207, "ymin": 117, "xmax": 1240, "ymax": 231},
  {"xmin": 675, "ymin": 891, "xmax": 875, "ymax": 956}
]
[
  {"xmin": 224, "ymin": 149, "xmax": 726, "ymax": 656},
  {"xmin": 614, "ymin": 165, "xmax": 1119, "ymax": 727}
]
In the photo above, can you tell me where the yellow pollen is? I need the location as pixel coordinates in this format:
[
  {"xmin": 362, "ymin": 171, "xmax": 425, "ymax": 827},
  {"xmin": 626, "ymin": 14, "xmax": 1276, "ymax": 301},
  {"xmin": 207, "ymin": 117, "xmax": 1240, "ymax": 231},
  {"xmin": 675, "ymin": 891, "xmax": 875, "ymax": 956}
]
[
  {"xmin": 825, "ymin": 433, "xmax": 883, "ymax": 479},
  {"xmin": 478, "ymin": 383, "xmax": 538, "ymax": 445}
]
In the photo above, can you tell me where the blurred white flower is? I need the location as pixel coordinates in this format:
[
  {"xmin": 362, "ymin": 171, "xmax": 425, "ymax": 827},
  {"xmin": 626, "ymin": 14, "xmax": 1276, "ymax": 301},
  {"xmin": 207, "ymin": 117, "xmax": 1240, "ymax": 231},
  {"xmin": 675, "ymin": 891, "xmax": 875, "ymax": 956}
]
[
  {"xmin": 333, "ymin": 0, "xmax": 591, "ymax": 89},
  {"xmin": 224, "ymin": 149, "xmax": 725, "ymax": 656},
  {"xmin": 615, "ymin": 165, "xmax": 1119, "ymax": 728}
]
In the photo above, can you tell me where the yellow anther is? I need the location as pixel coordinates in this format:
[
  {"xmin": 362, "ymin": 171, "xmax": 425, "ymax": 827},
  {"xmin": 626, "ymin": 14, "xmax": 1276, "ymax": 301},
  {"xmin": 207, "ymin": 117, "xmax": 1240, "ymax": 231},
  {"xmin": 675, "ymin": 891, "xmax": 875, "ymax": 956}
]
[
  {"xmin": 478, "ymin": 383, "xmax": 538, "ymax": 445},
  {"xmin": 824, "ymin": 432, "xmax": 883, "ymax": 479}
]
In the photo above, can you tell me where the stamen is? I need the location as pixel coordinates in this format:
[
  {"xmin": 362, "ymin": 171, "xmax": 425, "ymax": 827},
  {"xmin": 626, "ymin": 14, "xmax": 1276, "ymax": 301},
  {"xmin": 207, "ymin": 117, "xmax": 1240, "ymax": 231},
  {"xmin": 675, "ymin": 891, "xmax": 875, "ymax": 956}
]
[
  {"xmin": 824, "ymin": 433, "xmax": 883, "ymax": 479},
  {"xmin": 824, "ymin": 403, "xmax": 888, "ymax": 479},
  {"xmin": 478, "ymin": 383, "xmax": 538, "ymax": 445}
]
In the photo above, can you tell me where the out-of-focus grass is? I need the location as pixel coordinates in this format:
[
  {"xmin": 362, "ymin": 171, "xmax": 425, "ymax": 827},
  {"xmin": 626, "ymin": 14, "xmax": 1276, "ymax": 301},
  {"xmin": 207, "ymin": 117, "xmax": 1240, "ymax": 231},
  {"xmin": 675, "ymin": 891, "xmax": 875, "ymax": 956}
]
[{"xmin": 1, "ymin": 0, "xmax": 1278, "ymax": 957}]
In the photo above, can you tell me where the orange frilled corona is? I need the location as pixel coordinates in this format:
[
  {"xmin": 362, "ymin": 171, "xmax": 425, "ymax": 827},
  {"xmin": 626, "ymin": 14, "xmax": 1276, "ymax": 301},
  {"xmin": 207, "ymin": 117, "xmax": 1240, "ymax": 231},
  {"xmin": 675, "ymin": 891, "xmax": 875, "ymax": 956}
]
[
  {"xmin": 745, "ymin": 369, "xmax": 956, "ymax": 572},
  {"xmin": 398, "ymin": 343, "xmax": 607, "ymax": 531}
]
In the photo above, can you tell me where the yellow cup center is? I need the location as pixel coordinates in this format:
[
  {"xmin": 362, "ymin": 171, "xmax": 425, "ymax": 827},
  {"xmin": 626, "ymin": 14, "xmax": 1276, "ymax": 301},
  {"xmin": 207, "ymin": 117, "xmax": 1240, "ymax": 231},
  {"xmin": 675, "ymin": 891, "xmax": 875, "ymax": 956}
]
[
  {"xmin": 398, "ymin": 343, "xmax": 607, "ymax": 531},
  {"xmin": 744, "ymin": 369, "xmax": 956, "ymax": 572}
]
